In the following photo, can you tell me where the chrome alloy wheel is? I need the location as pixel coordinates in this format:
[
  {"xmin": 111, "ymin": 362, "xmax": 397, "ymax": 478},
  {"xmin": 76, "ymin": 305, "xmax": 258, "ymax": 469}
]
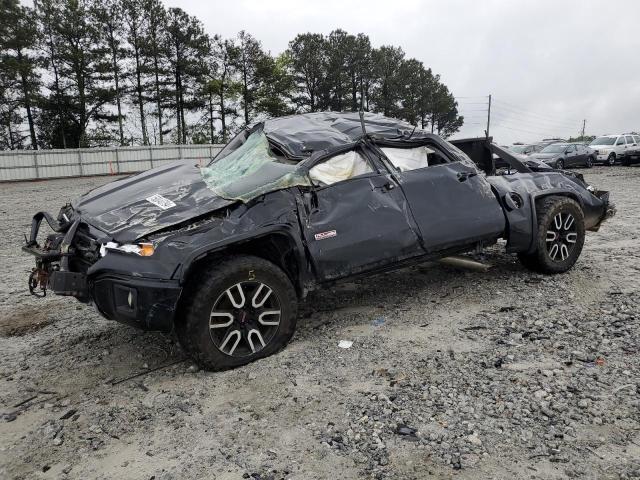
[
  {"xmin": 209, "ymin": 282, "xmax": 281, "ymax": 357},
  {"xmin": 546, "ymin": 212, "xmax": 578, "ymax": 262}
]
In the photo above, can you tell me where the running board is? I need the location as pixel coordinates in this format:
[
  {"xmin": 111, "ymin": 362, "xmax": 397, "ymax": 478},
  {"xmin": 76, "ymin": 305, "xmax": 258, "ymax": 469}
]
[{"xmin": 438, "ymin": 255, "xmax": 492, "ymax": 272}]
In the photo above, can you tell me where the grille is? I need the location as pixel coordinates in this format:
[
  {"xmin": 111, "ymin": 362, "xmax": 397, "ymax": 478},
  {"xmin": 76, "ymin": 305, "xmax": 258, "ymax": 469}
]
[{"xmin": 71, "ymin": 224, "xmax": 101, "ymax": 272}]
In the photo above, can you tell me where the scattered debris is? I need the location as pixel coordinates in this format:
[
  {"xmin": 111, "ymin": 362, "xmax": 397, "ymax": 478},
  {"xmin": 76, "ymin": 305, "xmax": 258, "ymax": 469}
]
[
  {"xmin": 395, "ymin": 424, "xmax": 418, "ymax": 438},
  {"xmin": 337, "ymin": 340, "xmax": 353, "ymax": 349},
  {"xmin": 59, "ymin": 409, "xmax": 77, "ymax": 420}
]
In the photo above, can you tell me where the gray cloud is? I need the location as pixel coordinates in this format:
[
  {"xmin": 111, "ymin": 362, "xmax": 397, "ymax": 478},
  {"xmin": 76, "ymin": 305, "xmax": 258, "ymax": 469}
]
[{"xmin": 164, "ymin": 0, "xmax": 640, "ymax": 143}]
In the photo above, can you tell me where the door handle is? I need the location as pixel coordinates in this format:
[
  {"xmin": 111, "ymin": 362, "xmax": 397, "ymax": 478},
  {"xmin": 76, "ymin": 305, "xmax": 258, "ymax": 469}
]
[
  {"xmin": 371, "ymin": 175, "xmax": 396, "ymax": 192},
  {"xmin": 457, "ymin": 171, "xmax": 477, "ymax": 182}
]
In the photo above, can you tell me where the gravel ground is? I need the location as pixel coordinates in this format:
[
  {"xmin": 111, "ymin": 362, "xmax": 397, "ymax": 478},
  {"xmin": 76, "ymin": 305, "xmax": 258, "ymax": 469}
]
[{"xmin": 1, "ymin": 166, "xmax": 639, "ymax": 480}]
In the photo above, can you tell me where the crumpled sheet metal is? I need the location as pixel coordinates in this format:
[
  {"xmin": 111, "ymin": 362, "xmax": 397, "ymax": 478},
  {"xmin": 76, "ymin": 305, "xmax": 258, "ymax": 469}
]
[
  {"xmin": 73, "ymin": 159, "xmax": 234, "ymax": 243},
  {"xmin": 263, "ymin": 112, "xmax": 421, "ymax": 159}
]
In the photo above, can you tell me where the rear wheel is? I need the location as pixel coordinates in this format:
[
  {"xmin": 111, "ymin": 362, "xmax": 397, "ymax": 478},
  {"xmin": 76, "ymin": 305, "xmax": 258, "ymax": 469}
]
[
  {"xmin": 176, "ymin": 255, "xmax": 298, "ymax": 371},
  {"xmin": 607, "ymin": 153, "xmax": 616, "ymax": 166},
  {"xmin": 586, "ymin": 156, "xmax": 594, "ymax": 168},
  {"xmin": 518, "ymin": 196, "xmax": 585, "ymax": 274}
]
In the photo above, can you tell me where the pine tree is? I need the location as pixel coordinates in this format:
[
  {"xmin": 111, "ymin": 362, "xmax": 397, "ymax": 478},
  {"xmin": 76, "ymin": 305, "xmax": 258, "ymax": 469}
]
[
  {"xmin": 142, "ymin": 0, "xmax": 169, "ymax": 144},
  {"xmin": 371, "ymin": 45, "xmax": 405, "ymax": 117},
  {"xmin": 54, "ymin": 0, "xmax": 117, "ymax": 147},
  {"xmin": 231, "ymin": 31, "xmax": 268, "ymax": 125},
  {"xmin": 254, "ymin": 52, "xmax": 295, "ymax": 118},
  {"xmin": 92, "ymin": 0, "xmax": 127, "ymax": 145},
  {"xmin": 1, "ymin": 0, "xmax": 40, "ymax": 149},
  {"xmin": 286, "ymin": 33, "xmax": 326, "ymax": 113},
  {"xmin": 164, "ymin": 7, "xmax": 208, "ymax": 143},
  {"xmin": 35, "ymin": 0, "xmax": 71, "ymax": 148},
  {"xmin": 201, "ymin": 35, "xmax": 240, "ymax": 143}
]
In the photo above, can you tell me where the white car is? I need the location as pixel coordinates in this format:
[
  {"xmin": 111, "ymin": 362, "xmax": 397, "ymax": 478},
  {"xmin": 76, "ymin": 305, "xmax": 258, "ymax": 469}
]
[{"xmin": 589, "ymin": 134, "xmax": 639, "ymax": 166}]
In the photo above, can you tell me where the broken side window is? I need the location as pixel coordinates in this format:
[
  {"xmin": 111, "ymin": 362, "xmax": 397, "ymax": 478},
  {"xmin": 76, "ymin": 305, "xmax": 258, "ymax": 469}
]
[{"xmin": 308, "ymin": 150, "xmax": 373, "ymax": 186}]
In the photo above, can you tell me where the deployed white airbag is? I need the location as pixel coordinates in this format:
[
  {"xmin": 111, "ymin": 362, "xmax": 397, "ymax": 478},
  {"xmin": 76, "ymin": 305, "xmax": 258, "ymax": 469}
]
[
  {"xmin": 309, "ymin": 151, "xmax": 372, "ymax": 185},
  {"xmin": 381, "ymin": 146, "xmax": 434, "ymax": 172}
]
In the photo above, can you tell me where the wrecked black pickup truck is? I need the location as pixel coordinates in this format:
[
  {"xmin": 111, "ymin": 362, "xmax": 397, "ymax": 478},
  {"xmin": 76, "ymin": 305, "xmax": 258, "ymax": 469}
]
[{"xmin": 23, "ymin": 112, "xmax": 614, "ymax": 370}]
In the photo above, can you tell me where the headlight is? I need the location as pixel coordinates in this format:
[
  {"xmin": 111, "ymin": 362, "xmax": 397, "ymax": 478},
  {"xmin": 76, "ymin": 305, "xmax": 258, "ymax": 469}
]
[{"xmin": 100, "ymin": 242, "xmax": 155, "ymax": 257}]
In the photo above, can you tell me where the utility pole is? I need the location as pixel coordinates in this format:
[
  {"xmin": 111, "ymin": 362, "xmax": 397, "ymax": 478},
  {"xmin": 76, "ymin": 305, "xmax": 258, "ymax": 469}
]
[
  {"xmin": 581, "ymin": 119, "xmax": 586, "ymax": 139},
  {"xmin": 486, "ymin": 94, "xmax": 492, "ymax": 138}
]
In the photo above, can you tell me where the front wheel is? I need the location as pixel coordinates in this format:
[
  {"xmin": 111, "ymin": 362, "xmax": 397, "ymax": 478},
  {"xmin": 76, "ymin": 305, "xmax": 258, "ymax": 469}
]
[
  {"xmin": 518, "ymin": 196, "xmax": 585, "ymax": 274},
  {"xmin": 607, "ymin": 153, "xmax": 616, "ymax": 166},
  {"xmin": 176, "ymin": 255, "xmax": 298, "ymax": 371},
  {"xmin": 555, "ymin": 159, "xmax": 565, "ymax": 169}
]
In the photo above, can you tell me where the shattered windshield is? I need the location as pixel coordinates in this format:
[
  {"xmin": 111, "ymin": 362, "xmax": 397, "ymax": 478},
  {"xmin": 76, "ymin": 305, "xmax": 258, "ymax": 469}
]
[
  {"xmin": 205, "ymin": 130, "xmax": 275, "ymax": 181},
  {"xmin": 210, "ymin": 129, "xmax": 251, "ymax": 164},
  {"xmin": 200, "ymin": 130, "xmax": 309, "ymax": 202}
]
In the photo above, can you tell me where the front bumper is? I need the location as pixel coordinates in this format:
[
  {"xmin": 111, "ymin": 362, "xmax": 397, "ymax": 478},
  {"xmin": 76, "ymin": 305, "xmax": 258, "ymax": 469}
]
[
  {"xmin": 22, "ymin": 211, "xmax": 181, "ymax": 332},
  {"xmin": 92, "ymin": 275, "xmax": 181, "ymax": 332}
]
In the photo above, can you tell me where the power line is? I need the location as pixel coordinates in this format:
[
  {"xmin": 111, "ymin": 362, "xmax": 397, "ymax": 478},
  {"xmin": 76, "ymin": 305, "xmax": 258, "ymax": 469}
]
[
  {"xmin": 491, "ymin": 105, "xmax": 580, "ymax": 130},
  {"xmin": 494, "ymin": 98, "xmax": 585, "ymax": 119},
  {"xmin": 491, "ymin": 112, "xmax": 580, "ymax": 134},
  {"xmin": 491, "ymin": 123, "xmax": 568, "ymax": 138},
  {"xmin": 492, "ymin": 99, "xmax": 583, "ymax": 126},
  {"xmin": 454, "ymin": 94, "xmax": 586, "ymax": 140},
  {"xmin": 492, "ymin": 112, "xmax": 580, "ymax": 133},
  {"xmin": 490, "ymin": 108, "xmax": 580, "ymax": 130}
]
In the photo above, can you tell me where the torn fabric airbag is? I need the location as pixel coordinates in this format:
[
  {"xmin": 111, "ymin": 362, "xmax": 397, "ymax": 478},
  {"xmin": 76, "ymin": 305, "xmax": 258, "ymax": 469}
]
[{"xmin": 309, "ymin": 151, "xmax": 372, "ymax": 185}]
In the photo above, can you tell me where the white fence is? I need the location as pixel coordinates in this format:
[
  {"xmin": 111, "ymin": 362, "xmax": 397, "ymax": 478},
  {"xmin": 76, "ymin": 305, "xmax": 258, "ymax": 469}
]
[{"xmin": 0, "ymin": 144, "xmax": 225, "ymax": 182}]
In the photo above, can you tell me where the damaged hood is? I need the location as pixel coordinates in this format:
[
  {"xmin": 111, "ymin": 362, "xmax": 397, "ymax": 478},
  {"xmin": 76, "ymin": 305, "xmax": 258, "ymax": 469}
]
[{"xmin": 73, "ymin": 160, "xmax": 234, "ymax": 243}]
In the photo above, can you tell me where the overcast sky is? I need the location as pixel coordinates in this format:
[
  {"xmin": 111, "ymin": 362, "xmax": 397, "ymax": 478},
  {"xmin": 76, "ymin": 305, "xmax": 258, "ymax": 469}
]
[{"xmin": 165, "ymin": 0, "xmax": 640, "ymax": 144}]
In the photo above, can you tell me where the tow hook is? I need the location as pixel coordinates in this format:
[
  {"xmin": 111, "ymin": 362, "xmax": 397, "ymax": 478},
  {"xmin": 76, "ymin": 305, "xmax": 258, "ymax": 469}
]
[{"xmin": 28, "ymin": 268, "xmax": 48, "ymax": 297}]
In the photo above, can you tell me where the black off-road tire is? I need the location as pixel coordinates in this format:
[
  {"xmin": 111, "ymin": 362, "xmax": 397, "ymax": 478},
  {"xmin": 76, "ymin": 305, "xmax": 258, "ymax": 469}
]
[
  {"xmin": 518, "ymin": 196, "xmax": 585, "ymax": 274},
  {"xmin": 607, "ymin": 153, "xmax": 616, "ymax": 166},
  {"xmin": 176, "ymin": 255, "xmax": 298, "ymax": 371}
]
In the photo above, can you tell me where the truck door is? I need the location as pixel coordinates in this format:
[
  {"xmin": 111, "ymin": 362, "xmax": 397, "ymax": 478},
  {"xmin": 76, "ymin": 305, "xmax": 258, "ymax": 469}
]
[
  {"xmin": 379, "ymin": 144, "xmax": 506, "ymax": 253},
  {"xmin": 300, "ymin": 148, "xmax": 424, "ymax": 281}
]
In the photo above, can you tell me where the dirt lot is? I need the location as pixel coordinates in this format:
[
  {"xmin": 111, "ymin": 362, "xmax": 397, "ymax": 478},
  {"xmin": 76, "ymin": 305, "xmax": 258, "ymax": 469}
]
[{"xmin": 1, "ymin": 167, "xmax": 639, "ymax": 480}]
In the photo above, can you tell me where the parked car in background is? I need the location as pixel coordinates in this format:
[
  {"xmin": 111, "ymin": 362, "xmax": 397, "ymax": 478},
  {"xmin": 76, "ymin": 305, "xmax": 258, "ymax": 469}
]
[
  {"xmin": 589, "ymin": 134, "xmax": 637, "ymax": 165},
  {"xmin": 508, "ymin": 144, "xmax": 544, "ymax": 155},
  {"xmin": 530, "ymin": 143, "xmax": 595, "ymax": 169},
  {"xmin": 570, "ymin": 143, "xmax": 597, "ymax": 167},
  {"xmin": 538, "ymin": 138, "xmax": 568, "ymax": 148},
  {"xmin": 621, "ymin": 134, "xmax": 640, "ymax": 166}
]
